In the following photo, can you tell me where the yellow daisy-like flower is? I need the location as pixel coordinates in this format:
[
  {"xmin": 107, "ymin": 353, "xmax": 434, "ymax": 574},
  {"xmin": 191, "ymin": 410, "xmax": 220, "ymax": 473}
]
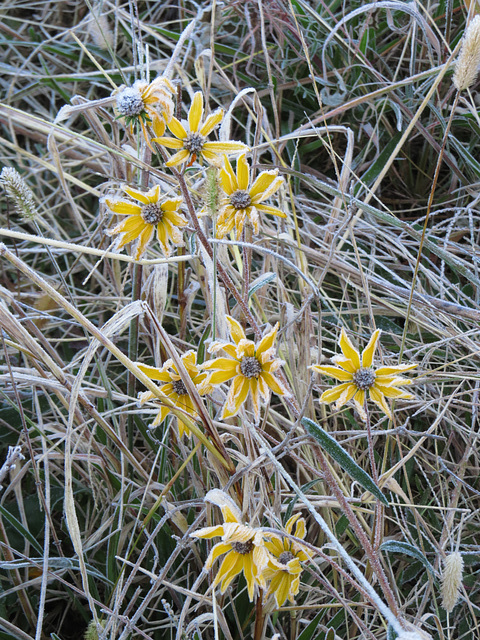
[
  {"xmin": 153, "ymin": 91, "xmax": 248, "ymax": 167},
  {"xmin": 105, "ymin": 184, "xmax": 187, "ymax": 260},
  {"xmin": 200, "ymin": 316, "xmax": 288, "ymax": 422},
  {"xmin": 216, "ymin": 154, "xmax": 286, "ymax": 238},
  {"xmin": 191, "ymin": 490, "xmax": 269, "ymax": 602},
  {"xmin": 137, "ymin": 350, "xmax": 210, "ymax": 439},
  {"xmin": 311, "ymin": 328, "xmax": 417, "ymax": 420},
  {"xmin": 263, "ymin": 514, "xmax": 310, "ymax": 608},
  {"xmin": 115, "ymin": 77, "xmax": 174, "ymax": 144}
]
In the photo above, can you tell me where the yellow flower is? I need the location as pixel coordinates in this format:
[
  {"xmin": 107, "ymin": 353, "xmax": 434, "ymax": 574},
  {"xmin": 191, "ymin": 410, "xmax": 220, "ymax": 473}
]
[
  {"xmin": 115, "ymin": 77, "xmax": 175, "ymax": 145},
  {"xmin": 311, "ymin": 328, "xmax": 417, "ymax": 420},
  {"xmin": 263, "ymin": 514, "xmax": 310, "ymax": 607},
  {"xmin": 137, "ymin": 350, "xmax": 210, "ymax": 438},
  {"xmin": 200, "ymin": 316, "xmax": 288, "ymax": 422},
  {"xmin": 191, "ymin": 490, "xmax": 269, "ymax": 602},
  {"xmin": 216, "ymin": 154, "xmax": 286, "ymax": 238},
  {"xmin": 105, "ymin": 184, "xmax": 187, "ymax": 260},
  {"xmin": 153, "ymin": 91, "xmax": 248, "ymax": 167}
]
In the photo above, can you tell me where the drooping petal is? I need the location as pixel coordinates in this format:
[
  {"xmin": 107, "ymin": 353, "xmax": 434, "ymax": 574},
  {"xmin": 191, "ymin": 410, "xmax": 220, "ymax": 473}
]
[
  {"xmin": 199, "ymin": 107, "xmax": 224, "ymax": 136},
  {"xmin": 310, "ymin": 365, "xmax": 354, "ymax": 382},
  {"xmin": 222, "ymin": 376, "xmax": 251, "ymax": 419},
  {"xmin": 335, "ymin": 383, "xmax": 357, "ymax": 408},
  {"xmin": 134, "ymin": 224, "xmax": 154, "ymax": 259},
  {"xmin": 369, "ymin": 386, "xmax": 392, "ymax": 418},
  {"xmin": 242, "ymin": 554, "xmax": 256, "ymax": 602},
  {"xmin": 204, "ymin": 542, "xmax": 231, "ymax": 568},
  {"xmin": 361, "ymin": 329, "xmax": 381, "ymax": 368},
  {"xmin": 188, "ymin": 92, "xmax": 204, "ymax": 132},
  {"xmin": 338, "ymin": 328, "xmax": 361, "ymax": 370},
  {"xmin": 217, "ymin": 552, "xmax": 243, "ymax": 592},
  {"xmin": 112, "ymin": 215, "xmax": 145, "ymax": 235},
  {"xmin": 236, "ymin": 154, "xmax": 250, "ymax": 191},
  {"xmin": 373, "ymin": 383, "xmax": 413, "ymax": 399}
]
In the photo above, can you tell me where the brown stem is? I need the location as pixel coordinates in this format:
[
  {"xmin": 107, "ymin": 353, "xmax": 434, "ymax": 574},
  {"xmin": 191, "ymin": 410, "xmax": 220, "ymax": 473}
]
[
  {"xmin": 314, "ymin": 444, "xmax": 400, "ymax": 618},
  {"xmin": 253, "ymin": 590, "xmax": 265, "ymax": 640},
  {"xmin": 172, "ymin": 167, "xmax": 262, "ymax": 338}
]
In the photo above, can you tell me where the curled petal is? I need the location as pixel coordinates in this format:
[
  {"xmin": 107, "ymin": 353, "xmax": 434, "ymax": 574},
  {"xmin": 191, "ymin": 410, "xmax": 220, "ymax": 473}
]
[
  {"xmin": 250, "ymin": 170, "xmax": 283, "ymax": 200},
  {"xmin": 236, "ymin": 154, "xmax": 250, "ymax": 191},
  {"xmin": 375, "ymin": 364, "xmax": 417, "ymax": 376},
  {"xmin": 319, "ymin": 382, "xmax": 354, "ymax": 404},
  {"xmin": 166, "ymin": 149, "xmax": 191, "ymax": 167},
  {"xmin": 106, "ymin": 199, "xmax": 142, "ymax": 215},
  {"xmin": 255, "ymin": 203, "xmax": 287, "ymax": 218},
  {"xmin": 226, "ymin": 315, "xmax": 246, "ymax": 344}
]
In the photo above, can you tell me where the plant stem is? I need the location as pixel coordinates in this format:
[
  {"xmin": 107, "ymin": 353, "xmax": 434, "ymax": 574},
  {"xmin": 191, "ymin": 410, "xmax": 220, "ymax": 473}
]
[{"xmin": 127, "ymin": 261, "xmax": 142, "ymax": 450}]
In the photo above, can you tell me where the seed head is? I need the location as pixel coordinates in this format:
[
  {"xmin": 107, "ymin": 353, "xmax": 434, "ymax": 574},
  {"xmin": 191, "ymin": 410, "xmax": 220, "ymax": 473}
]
[
  {"xmin": 441, "ymin": 552, "xmax": 464, "ymax": 612},
  {"xmin": 203, "ymin": 166, "xmax": 222, "ymax": 218},
  {"xmin": 453, "ymin": 16, "xmax": 480, "ymax": 91},
  {"xmin": 0, "ymin": 167, "xmax": 38, "ymax": 221},
  {"xmin": 116, "ymin": 87, "xmax": 144, "ymax": 116}
]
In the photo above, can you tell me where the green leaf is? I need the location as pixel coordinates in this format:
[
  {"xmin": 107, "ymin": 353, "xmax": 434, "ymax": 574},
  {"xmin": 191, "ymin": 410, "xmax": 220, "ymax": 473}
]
[
  {"xmin": 297, "ymin": 609, "xmax": 326, "ymax": 640},
  {"xmin": 380, "ymin": 540, "xmax": 435, "ymax": 576},
  {"xmin": 248, "ymin": 272, "xmax": 276, "ymax": 298},
  {"xmin": 301, "ymin": 417, "xmax": 388, "ymax": 506},
  {"xmin": 0, "ymin": 504, "xmax": 43, "ymax": 555}
]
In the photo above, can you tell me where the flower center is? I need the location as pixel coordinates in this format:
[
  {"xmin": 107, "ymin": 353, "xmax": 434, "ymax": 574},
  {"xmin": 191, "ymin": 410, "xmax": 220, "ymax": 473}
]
[
  {"xmin": 240, "ymin": 356, "xmax": 263, "ymax": 379},
  {"xmin": 352, "ymin": 367, "xmax": 376, "ymax": 390},
  {"xmin": 278, "ymin": 551, "xmax": 294, "ymax": 566},
  {"xmin": 184, "ymin": 132, "xmax": 206, "ymax": 154},
  {"xmin": 116, "ymin": 87, "xmax": 145, "ymax": 116},
  {"xmin": 231, "ymin": 540, "xmax": 254, "ymax": 554},
  {"xmin": 171, "ymin": 379, "xmax": 188, "ymax": 396},
  {"xmin": 141, "ymin": 202, "xmax": 164, "ymax": 224},
  {"xmin": 230, "ymin": 189, "xmax": 252, "ymax": 210}
]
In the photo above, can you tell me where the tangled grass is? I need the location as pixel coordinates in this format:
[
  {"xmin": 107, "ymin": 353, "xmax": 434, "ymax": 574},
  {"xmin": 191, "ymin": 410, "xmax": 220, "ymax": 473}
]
[{"xmin": 0, "ymin": 1, "xmax": 480, "ymax": 639}]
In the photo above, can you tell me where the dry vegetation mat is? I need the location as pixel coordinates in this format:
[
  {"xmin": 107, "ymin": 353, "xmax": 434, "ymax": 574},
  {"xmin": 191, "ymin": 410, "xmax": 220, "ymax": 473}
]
[{"xmin": 0, "ymin": 1, "xmax": 479, "ymax": 639}]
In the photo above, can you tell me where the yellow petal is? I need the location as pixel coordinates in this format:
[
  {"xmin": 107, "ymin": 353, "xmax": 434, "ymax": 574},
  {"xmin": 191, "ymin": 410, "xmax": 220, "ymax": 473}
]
[
  {"xmin": 188, "ymin": 92, "xmax": 204, "ymax": 132},
  {"xmin": 121, "ymin": 186, "xmax": 150, "ymax": 204},
  {"xmin": 361, "ymin": 329, "xmax": 381, "ymax": 367},
  {"xmin": 203, "ymin": 141, "xmax": 248, "ymax": 154},
  {"xmin": 191, "ymin": 525, "xmax": 225, "ymax": 541},
  {"xmin": 255, "ymin": 203, "xmax": 287, "ymax": 218},
  {"xmin": 199, "ymin": 108, "xmax": 223, "ymax": 136},
  {"xmin": 208, "ymin": 367, "xmax": 238, "ymax": 385},
  {"xmin": 335, "ymin": 383, "xmax": 357, "ymax": 408},
  {"xmin": 243, "ymin": 554, "xmax": 256, "ymax": 602},
  {"xmin": 222, "ymin": 376, "xmax": 250, "ymax": 419},
  {"xmin": 220, "ymin": 155, "xmax": 237, "ymax": 193},
  {"xmin": 256, "ymin": 324, "xmax": 278, "ymax": 357},
  {"xmin": 151, "ymin": 114, "xmax": 166, "ymax": 138},
  {"xmin": 319, "ymin": 382, "xmax": 354, "ymax": 404},
  {"xmin": 167, "ymin": 116, "xmax": 188, "ymax": 140},
  {"xmin": 106, "ymin": 199, "xmax": 142, "ymax": 215},
  {"xmin": 134, "ymin": 225, "xmax": 154, "ymax": 260},
  {"xmin": 338, "ymin": 328, "xmax": 361, "ymax": 370},
  {"xmin": 261, "ymin": 371, "xmax": 286, "ymax": 397},
  {"xmin": 249, "ymin": 170, "xmax": 282, "ymax": 199},
  {"xmin": 136, "ymin": 363, "xmax": 171, "ymax": 382},
  {"xmin": 375, "ymin": 364, "xmax": 417, "ymax": 376},
  {"xmin": 226, "ymin": 315, "xmax": 246, "ymax": 344},
  {"xmin": 374, "ymin": 383, "xmax": 413, "ymax": 399},
  {"xmin": 236, "ymin": 154, "xmax": 250, "ymax": 190},
  {"xmin": 217, "ymin": 552, "xmax": 243, "ymax": 592},
  {"xmin": 369, "ymin": 386, "xmax": 392, "ymax": 418},
  {"xmin": 112, "ymin": 215, "xmax": 145, "ymax": 234},
  {"xmin": 161, "ymin": 196, "xmax": 183, "ymax": 212},
  {"xmin": 153, "ymin": 135, "xmax": 184, "ymax": 149},
  {"xmin": 145, "ymin": 184, "xmax": 161, "ymax": 203},
  {"xmin": 205, "ymin": 542, "xmax": 231, "ymax": 567},
  {"xmin": 166, "ymin": 149, "xmax": 191, "ymax": 167},
  {"xmin": 310, "ymin": 365, "xmax": 353, "ymax": 382}
]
